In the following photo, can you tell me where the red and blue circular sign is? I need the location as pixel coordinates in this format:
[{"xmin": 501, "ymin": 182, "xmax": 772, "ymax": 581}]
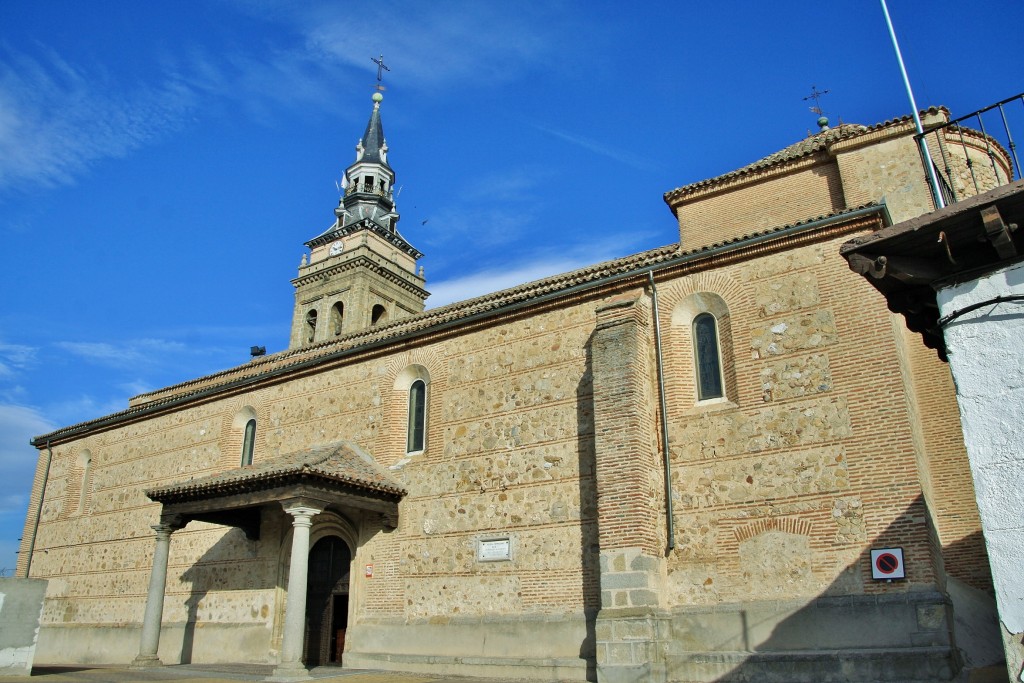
[{"xmin": 870, "ymin": 548, "xmax": 906, "ymax": 580}]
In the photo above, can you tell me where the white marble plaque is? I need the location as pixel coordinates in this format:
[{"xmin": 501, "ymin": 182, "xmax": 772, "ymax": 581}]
[{"xmin": 477, "ymin": 537, "xmax": 512, "ymax": 562}]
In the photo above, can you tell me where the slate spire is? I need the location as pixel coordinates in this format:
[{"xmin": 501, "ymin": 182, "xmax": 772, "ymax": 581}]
[
  {"xmin": 356, "ymin": 94, "xmax": 391, "ymax": 168},
  {"xmin": 337, "ymin": 91, "xmax": 398, "ymax": 230}
]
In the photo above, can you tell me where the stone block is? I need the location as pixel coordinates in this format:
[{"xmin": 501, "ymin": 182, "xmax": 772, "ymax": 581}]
[
  {"xmin": 604, "ymin": 642, "xmax": 636, "ymax": 666},
  {"xmin": 0, "ymin": 579, "xmax": 48, "ymax": 677},
  {"xmin": 629, "ymin": 590, "xmax": 659, "ymax": 607},
  {"xmin": 602, "ymin": 572, "xmax": 649, "ymax": 590},
  {"xmin": 614, "ymin": 619, "xmax": 654, "ymax": 641},
  {"xmin": 629, "ymin": 554, "xmax": 659, "ymax": 572}
]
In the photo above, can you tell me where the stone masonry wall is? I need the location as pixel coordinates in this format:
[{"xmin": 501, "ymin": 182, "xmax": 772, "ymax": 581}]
[
  {"xmin": 658, "ymin": 234, "xmax": 955, "ymax": 614},
  {"xmin": 23, "ymin": 296, "xmax": 600, "ymax": 668},
  {"xmin": 20, "ymin": 230, "xmax": 986, "ymax": 677}
]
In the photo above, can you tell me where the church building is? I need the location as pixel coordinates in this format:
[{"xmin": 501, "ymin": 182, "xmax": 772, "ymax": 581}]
[{"xmin": 17, "ymin": 92, "xmax": 1011, "ymax": 682}]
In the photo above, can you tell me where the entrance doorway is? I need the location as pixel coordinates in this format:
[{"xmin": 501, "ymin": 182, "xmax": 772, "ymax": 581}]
[{"xmin": 304, "ymin": 536, "xmax": 351, "ymax": 666}]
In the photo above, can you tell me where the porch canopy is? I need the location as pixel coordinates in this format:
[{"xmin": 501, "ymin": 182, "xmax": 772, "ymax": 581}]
[
  {"xmin": 132, "ymin": 440, "xmax": 406, "ymax": 680},
  {"xmin": 146, "ymin": 439, "xmax": 406, "ymax": 535}
]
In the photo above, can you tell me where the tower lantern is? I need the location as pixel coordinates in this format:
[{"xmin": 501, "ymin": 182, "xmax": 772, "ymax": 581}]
[{"xmin": 289, "ymin": 81, "xmax": 427, "ymax": 349}]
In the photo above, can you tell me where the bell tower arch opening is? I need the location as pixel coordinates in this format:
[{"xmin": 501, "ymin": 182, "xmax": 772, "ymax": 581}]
[{"xmin": 289, "ymin": 89, "xmax": 428, "ymax": 349}]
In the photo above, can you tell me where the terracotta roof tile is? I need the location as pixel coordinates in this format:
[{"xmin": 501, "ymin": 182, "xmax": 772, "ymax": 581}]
[
  {"xmin": 147, "ymin": 440, "xmax": 406, "ymax": 502},
  {"xmin": 664, "ymin": 108, "xmax": 947, "ymax": 203},
  {"xmin": 32, "ymin": 203, "xmax": 884, "ymax": 444}
]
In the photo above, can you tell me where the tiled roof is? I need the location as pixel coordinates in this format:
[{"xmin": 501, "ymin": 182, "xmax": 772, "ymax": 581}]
[
  {"xmin": 664, "ymin": 108, "xmax": 947, "ymax": 203},
  {"xmin": 147, "ymin": 440, "xmax": 407, "ymax": 503},
  {"xmin": 31, "ymin": 205, "xmax": 885, "ymax": 444}
]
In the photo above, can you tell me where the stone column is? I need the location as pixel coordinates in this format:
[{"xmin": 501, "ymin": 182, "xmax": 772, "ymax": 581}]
[
  {"xmin": 591, "ymin": 291, "xmax": 668, "ymax": 683},
  {"xmin": 131, "ymin": 522, "xmax": 178, "ymax": 668},
  {"xmin": 269, "ymin": 501, "xmax": 322, "ymax": 681}
]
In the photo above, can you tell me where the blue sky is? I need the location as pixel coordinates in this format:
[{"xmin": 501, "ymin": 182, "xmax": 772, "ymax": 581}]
[{"xmin": 1, "ymin": 0, "xmax": 1021, "ymax": 574}]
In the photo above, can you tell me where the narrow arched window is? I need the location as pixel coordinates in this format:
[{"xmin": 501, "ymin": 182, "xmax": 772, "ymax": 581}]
[
  {"xmin": 693, "ymin": 313, "xmax": 724, "ymax": 400},
  {"xmin": 241, "ymin": 418, "xmax": 256, "ymax": 465},
  {"xmin": 330, "ymin": 302, "xmax": 344, "ymax": 336},
  {"xmin": 78, "ymin": 454, "xmax": 92, "ymax": 512},
  {"xmin": 407, "ymin": 379, "xmax": 426, "ymax": 453},
  {"xmin": 371, "ymin": 304, "xmax": 388, "ymax": 326},
  {"xmin": 305, "ymin": 309, "xmax": 318, "ymax": 343}
]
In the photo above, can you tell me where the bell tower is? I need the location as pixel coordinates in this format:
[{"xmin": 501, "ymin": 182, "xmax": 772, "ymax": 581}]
[{"xmin": 290, "ymin": 89, "xmax": 428, "ymax": 349}]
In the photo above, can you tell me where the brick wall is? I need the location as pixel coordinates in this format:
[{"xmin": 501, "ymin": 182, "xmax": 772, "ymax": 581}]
[{"xmin": 676, "ymin": 160, "xmax": 844, "ymax": 250}]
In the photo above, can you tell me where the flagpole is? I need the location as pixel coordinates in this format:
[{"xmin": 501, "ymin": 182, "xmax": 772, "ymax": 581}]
[{"xmin": 880, "ymin": 0, "xmax": 946, "ymax": 209}]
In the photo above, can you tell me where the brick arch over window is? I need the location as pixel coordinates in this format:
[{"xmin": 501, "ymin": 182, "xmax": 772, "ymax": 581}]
[
  {"xmin": 381, "ymin": 349, "xmax": 448, "ymax": 467},
  {"xmin": 669, "ymin": 291, "xmax": 739, "ymax": 406},
  {"xmin": 394, "ymin": 365, "xmax": 430, "ymax": 455},
  {"xmin": 219, "ymin": 398, "xmax": 269, "ymax": 468},
  {"xmin": 63, "ymin": 447, "xmax": 94, "ymax": 517}
]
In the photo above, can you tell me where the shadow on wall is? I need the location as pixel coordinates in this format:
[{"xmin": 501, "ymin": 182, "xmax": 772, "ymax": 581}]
[
  {"xmin": 177, "ymin": 521, "xmax": 271, "ymax": 664},
  {"xmin": 578, "ymin": 334, "xmax": 600, "ymax": 681},
  {"xmin": 683, "ymin": 497, "xmax": 1004, "ymax": 683}
]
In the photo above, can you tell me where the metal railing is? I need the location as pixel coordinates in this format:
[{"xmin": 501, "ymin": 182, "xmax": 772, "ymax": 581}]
[{"xmin": 917, "ymin": 93, "xmax": 1023, "ymax": 204}]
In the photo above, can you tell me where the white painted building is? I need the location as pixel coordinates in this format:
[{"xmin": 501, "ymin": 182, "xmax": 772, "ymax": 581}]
[{"xmin": 843, "ymin": 179, "xmax": 1024, "ymax": 682}]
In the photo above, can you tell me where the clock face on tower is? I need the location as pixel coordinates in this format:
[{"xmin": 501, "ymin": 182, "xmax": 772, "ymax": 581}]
[{"xmin": 329, "ymin": 240, "xmax": 344, "ymax": 256}]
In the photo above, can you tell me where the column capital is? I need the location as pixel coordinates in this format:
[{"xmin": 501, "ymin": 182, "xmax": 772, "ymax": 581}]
[
  {"xmin": 281, "ymin": 499, "xmax": 324, "ymax": 521},
  {"xmin": 151, "ymin": 522, "xmax": 179, "ymax": 539}
]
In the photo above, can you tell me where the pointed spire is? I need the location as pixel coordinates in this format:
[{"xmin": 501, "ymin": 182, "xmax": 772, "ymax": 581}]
[{"xmin": 357, "ymin": 92, "xmax": 391, "ymax": 168}]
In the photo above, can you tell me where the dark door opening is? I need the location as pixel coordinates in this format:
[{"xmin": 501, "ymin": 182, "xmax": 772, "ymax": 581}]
[
  {"xmin": 331, "ymin": 594, "xmax": 349, "ymax": 663},
  {"xmin": 304, "ymin": 536, "xmax": 351, "ymax": 666}
]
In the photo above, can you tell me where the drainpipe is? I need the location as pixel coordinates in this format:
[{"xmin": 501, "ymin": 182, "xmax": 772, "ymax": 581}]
[
  {"xmin": 22, "ymin": 440, "xmax": 52, "ymax": 577},
  {"xmin": 647, "ymin": 271, "xmax": 676, "ymax": 552}
]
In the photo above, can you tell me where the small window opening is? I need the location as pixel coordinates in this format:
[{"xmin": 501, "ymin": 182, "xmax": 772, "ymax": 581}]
[
  {"xmin": 306, "ymin": 309, "xmax": 318, "ymax": 343},
  {"xmin": 693, "ymin": 313, "xmax": 724, "ymax": 400},
  {"xmin": 371, "ymin": 304, "xmax": 388, "ymax": 326},
  {"xmin": 78, "ymin": 454, "xmax": 92, "ymax": 513},
  {"xmin": 330, "ymin": 302, "xmax": 344, "ymax": 336},
  {"xmin": 363, "ymin": 175, "xmax": 374, "ymax": 192},
  {"xmin": 407, "ymin": 379, "xmax": 426, "ymax": 453},
  {"xmin": 241, "ymin": 419, "xmax": 256, "ymax": 466}
]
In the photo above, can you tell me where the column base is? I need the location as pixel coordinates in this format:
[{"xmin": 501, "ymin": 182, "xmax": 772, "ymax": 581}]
[
  {"xmin": 129, "ymin": 654, "xmax": 163, "ymax": 669},
  {"xmin": 265, "ymin": 661, "xmax": 311, "ymax": 682}
]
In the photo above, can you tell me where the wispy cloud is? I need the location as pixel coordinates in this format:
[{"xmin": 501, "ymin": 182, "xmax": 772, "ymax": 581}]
[
  {"xmin": 0, "ymin": 46, "xmax": 198, "ymax": 195},
  {"xmin": 0, "ymin": 403, "xmax": 55, "ymax": 515},
  {"xmin": 0, "ymin": 401, "xmax": 56, "ymax": 574},
  {"xmin": 426, "ymin": 235, "xmax": 662, "ymax": 308},
  {"xmin": 0, "ymin": 3, "xmax": 571, "ymax": 198},
  {"xmin": 418, "ymin": 167, "xmax": 550, "ymax": 257},
  {"xmin": 0, "ymin": 343, "xmax": 36, "ymax": 378},
  {"xmin": 45, "ymin": 394, "xmax": 129, "ymax": 425},
  {"xmin": 54, "ymin": 339, "xmax": 188, "ymax": 369},
  {"xmin": 532, "ymin": 123, "xmax": 660, "ymax": 171},
  {"xmin": 292, "ymin": 3, "xmax": 560, "ymax": 91},
  {"xmin": 167, "ymin": 45, "xmax": 346, "ymax": 123}
]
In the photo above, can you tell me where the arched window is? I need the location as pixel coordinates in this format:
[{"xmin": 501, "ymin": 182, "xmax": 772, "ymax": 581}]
[
  {"xmin": 78, "ymin": 453, "xmax": 92, "ymax": 513},
  {"xmin": 371, "ymin": 304, "xmax": 388, "ymax": 326},
  {"xmin": 305, "ymin": 309, "xmax": 318, "ymax": 343},
  {"xmin": 407, "ymin": 379, "xmax": 426, "ymax": 453},
  {"xmin": 693, "ymin": 312, "xmax": 724, "ymax": 400},
  {"xmin": 241, "ymin": 418, "xmax": 256, "ymax": 466},
  {"xmin": 330, "ymin": 302, "xmax": 344, "ymax": 336}
]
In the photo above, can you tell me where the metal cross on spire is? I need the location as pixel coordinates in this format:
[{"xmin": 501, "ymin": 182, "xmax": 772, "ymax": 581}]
[
  {"xmin": 803, "ymin": 85, "xmax": 830, "ymax": 116},
  {"xmin": 371, "ymin": 54, "xmax": 390, "ymax": 92}
]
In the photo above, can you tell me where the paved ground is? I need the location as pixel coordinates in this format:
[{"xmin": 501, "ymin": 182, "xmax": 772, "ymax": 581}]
[{"xmin": 5, "ymin": 665, "xmax": 541, "ymax": 683}]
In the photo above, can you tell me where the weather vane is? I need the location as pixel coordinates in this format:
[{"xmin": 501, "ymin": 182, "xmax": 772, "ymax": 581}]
[
  {"xmin": 371, "ymin": 54, "xmax": 390, "ymax": 92},
  {"xmin": 803, "ymin": 85, "xmax": 830, "ymax": 117}
]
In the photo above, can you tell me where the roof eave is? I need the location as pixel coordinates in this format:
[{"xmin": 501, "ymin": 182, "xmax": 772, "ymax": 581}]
[{"xmin": 31, "ymin": 204, "xmax": 888, "ymax": 447}]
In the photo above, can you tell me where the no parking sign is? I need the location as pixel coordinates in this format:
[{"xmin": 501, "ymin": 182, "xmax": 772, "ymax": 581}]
[{"xmin": 870, "ymin": 547, "xmax": 906, "ymax": 580}]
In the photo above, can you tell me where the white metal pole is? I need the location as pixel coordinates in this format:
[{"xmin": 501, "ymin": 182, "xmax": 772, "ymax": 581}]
[{"xmin": 880, "ymin": 0, "xmax": 946, "ymax": 209}]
